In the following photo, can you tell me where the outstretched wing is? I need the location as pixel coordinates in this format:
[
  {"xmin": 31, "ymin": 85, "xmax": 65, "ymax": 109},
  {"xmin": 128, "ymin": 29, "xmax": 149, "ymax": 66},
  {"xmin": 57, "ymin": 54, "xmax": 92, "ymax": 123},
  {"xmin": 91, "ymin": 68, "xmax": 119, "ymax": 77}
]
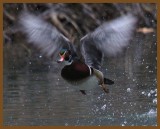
[
  {"xmin": 80, "ymin": 14, "xmax": 137, "ymax": 70},
  {"xmin": 19, "ymin": 11, "xmax": 71, "ymax": 60}
]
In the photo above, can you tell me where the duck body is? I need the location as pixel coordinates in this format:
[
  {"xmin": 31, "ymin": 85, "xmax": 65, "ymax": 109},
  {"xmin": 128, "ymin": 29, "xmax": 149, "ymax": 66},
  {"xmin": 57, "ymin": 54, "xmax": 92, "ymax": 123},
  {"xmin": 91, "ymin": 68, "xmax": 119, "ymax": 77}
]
[
  {"xmin": 61, "ymin": 60, "xmax": 99, "ymax": 93},
  {"xmin": 61, "ymin": 59, "xmax": 114, "ymax": 90},
  {"xmin": 61, "ymin": 60, "xmax": 93, "ymax": 82}
]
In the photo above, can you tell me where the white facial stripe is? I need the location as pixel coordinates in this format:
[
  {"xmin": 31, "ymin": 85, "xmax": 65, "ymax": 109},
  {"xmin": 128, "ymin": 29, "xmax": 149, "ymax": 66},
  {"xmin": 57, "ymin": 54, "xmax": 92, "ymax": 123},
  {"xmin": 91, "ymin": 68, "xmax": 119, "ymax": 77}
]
[{"xmin": 62, "ymin": 51, "xmax": 67, "ymax": 57}]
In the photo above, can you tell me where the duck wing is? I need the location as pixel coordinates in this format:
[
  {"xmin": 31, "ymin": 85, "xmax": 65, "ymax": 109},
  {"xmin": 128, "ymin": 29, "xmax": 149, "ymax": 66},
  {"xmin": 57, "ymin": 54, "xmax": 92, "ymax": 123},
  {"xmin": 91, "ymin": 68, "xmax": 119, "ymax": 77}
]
[
  {"xmin": 80, "ymin": 14, "xmax": 137, "ymax": 70},
  {"xmin": 18, "ymin": 11, "xmax": 72, "ymax": 60}
]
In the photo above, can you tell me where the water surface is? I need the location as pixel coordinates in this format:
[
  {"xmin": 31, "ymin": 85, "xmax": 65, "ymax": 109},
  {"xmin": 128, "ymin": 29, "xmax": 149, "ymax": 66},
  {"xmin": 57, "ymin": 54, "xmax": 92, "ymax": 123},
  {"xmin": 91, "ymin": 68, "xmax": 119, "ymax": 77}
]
[{"xmin": 3, "ymin": 33, "xmax": 157, "ymax": 126}]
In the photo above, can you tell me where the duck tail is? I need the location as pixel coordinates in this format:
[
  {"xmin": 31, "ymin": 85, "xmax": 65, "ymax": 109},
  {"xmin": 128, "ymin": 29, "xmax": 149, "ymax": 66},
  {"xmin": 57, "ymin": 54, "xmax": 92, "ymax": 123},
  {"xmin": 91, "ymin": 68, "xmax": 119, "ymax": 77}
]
[{"xmin": 104, "ymin": 78, "xmax": 114, "ymax": 85}]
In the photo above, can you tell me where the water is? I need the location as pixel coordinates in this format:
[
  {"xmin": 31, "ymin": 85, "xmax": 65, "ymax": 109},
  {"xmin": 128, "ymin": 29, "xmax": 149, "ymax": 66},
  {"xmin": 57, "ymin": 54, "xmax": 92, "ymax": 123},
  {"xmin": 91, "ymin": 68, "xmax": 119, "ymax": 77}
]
[{"xmin": 3, "ymin": 33, "xmax": 157, "ymax": 126}]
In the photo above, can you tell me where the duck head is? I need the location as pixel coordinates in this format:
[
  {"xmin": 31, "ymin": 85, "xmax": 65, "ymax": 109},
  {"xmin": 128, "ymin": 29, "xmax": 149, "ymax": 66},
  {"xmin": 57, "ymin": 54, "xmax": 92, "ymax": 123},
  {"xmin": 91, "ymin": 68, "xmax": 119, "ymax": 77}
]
[{"xmin": 57, "ymin": 49, "xmax": 72, "ymax": 63}]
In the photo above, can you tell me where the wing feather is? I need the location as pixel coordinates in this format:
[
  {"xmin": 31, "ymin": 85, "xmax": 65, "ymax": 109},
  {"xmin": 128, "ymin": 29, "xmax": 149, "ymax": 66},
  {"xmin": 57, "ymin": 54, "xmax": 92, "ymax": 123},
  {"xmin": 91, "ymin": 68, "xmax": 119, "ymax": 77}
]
[
  {"xmin": 19, "ymin": 11, "xmax": 71, "ymax": 60},
  {"xmin": 81, "ymin": 14, "xmax": 137, "ymax": 69}
]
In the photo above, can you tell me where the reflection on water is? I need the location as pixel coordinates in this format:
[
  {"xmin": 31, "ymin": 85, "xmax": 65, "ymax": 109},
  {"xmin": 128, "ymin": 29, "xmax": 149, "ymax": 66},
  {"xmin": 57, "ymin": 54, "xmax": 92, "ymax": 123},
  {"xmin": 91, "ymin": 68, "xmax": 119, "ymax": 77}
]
[{"xmin": 3, "ymin": 33, "xmax": 157, "ymax": 126}]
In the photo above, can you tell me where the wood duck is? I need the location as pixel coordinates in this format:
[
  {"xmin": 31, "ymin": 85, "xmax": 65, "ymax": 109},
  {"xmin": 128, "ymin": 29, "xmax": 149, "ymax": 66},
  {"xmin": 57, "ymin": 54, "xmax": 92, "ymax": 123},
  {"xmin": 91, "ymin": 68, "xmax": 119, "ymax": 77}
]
[{"xmin": 19, "ymin": 11, "xmax": 137, "ymax": 94}]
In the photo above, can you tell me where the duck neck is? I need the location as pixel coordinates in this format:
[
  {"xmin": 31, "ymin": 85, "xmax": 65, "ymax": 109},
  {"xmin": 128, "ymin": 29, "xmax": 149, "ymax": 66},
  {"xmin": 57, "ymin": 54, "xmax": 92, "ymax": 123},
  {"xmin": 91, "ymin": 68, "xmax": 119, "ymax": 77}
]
[{"xmin": 65, "ymin": 55, "xmax": 73, "ymax": 65}]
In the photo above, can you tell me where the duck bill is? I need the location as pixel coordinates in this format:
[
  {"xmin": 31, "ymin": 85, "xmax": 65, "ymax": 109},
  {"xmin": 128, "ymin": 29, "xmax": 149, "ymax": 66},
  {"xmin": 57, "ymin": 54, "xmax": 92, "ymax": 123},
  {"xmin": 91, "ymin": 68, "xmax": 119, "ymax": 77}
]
[{"xmin": 57, "ymin": 55, "xmax": 65, "ymax": 63}]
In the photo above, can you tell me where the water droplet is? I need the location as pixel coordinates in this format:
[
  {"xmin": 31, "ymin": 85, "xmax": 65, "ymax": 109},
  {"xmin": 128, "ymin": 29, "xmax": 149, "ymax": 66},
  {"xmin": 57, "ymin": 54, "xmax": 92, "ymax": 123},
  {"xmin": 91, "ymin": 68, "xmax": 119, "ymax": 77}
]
[
  {"xmin": 127, "ymin": 88, "xmax": 131, "ymax": 92},
  {"xmin": 150, "ymin": 90, "xmax": 155, "ymax": 94},
  {"xmin": 148, "ymin": 93, "xmax": 151, "ymax": 97},
  {"xmin": 153, "ymin": 98, "xmax": 157, "ymax": 104},
  {"xmin": 141, "ymin": 91, "xmax": 145, "ymax": 94},
  {"xmin": 124, "ymin": 121, "xmax": 127, "ymax": 124},
  {"xmin": 101, "ymin": 104, "xmax": 106, "ymax": 110},
  {"xmin": 147, "ymin": 109, "xmax": 156, "ymax": 116},
  {"xmin": 65, "ymin": 123, "xmax": 68, "ymax": 126}
]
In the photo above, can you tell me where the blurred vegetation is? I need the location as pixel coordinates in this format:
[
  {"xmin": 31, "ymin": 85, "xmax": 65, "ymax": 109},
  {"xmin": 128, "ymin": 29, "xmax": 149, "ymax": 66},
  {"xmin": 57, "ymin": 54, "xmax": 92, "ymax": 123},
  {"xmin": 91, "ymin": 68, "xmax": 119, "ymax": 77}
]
[{"xmin": 3, "ymin": 3, "xmax": 157, "ymax": 70}]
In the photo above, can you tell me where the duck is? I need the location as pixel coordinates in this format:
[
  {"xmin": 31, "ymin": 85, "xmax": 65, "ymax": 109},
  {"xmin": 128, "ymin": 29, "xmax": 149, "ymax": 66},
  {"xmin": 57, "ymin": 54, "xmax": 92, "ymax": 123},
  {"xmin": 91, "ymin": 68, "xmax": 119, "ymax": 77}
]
[{"xmin": 18, "ymin": 11, "xmax": 137, "ymax": 95}]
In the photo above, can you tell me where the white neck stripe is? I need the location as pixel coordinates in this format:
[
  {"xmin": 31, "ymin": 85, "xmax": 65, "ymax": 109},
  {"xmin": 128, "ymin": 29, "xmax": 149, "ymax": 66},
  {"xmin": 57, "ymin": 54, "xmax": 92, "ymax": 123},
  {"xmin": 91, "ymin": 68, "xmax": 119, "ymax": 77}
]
[{"xmin": 88, "ymin": 66, "xmax": 92, "ymax": 75}]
